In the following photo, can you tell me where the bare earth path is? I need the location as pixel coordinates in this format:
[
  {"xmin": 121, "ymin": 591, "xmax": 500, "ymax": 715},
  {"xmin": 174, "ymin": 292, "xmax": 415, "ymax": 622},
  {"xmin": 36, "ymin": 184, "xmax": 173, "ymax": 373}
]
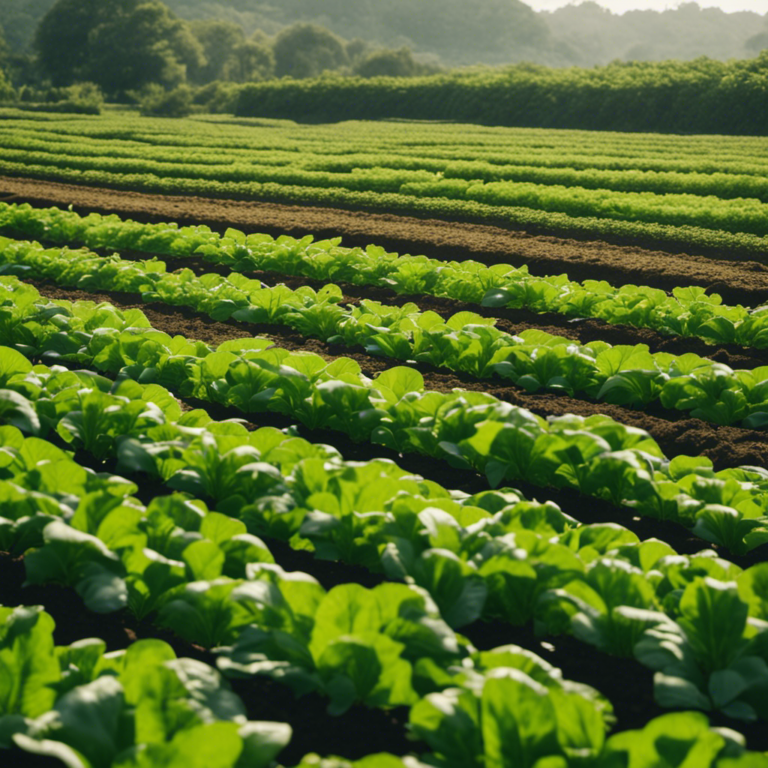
[{"xmin": 3, "ymin": 176, "xmax": 768, "ymax": 307}]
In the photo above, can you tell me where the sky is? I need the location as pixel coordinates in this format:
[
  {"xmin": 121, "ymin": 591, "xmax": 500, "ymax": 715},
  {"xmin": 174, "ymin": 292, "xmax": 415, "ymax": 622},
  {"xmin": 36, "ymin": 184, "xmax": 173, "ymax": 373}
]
[{"xmin": 526, "ymin": 1, "xmax": 768, "ymax": 12}]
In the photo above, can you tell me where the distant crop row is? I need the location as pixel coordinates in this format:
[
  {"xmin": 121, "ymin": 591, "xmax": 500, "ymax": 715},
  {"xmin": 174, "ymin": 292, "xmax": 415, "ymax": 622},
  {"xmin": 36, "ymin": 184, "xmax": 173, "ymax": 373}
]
[
  {"xmin": 3, "ymin": 112, "xmax": 768, "ymax": 256},
  {"xmin": 6, "ymin": 122, "xmax": 768, "ymax": 181},
  {"xmin": 7, "ymin": 113, "xmax": 767, "ymax": 163},
  {"xmin": 13, "ymin": 134, "xmax": 768, "ymax": 206},
  {"xmin": 7, "ymin": 144, "xmax": 768, "ymax": 236}
]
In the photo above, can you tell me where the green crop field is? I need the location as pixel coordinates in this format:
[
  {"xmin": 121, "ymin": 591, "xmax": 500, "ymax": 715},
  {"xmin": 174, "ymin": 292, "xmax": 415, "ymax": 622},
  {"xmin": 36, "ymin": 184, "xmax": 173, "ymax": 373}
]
[
  {"xmin": 3, "ymin": 109, "xmax": 768, "ymax": 257},
  {"xmin": 0, "ymin": 109, "xmax": 767, "ymax": 767}
]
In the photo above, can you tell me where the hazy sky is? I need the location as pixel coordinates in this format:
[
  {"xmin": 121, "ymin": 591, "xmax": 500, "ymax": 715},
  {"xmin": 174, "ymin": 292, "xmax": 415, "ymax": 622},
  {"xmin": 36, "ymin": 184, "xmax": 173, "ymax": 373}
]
[{"xmin": 527, "ymin": 1, "xmax": 768, "ymax": 11}]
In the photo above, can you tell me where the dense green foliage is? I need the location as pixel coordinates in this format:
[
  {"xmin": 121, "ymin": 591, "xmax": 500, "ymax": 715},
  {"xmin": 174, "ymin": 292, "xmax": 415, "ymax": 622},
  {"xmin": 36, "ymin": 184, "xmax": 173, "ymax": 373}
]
[
  {"xmin": 161, "ymin": 0, "xmax": 767, "ymax": 68},
  {"xmin": 0, "ymin": 0, "xmax": 56, "ymax": 54},
  {"xmin": 164, "ymin": 0, "xmax": 550, "ymax": 68},
  {"xmin": 2, "ymin": 0, "xmax": 767, "ymax": 71},
  {"xmin": 29, "ymin": 0, "xmax": 438, "ymax": 99},
  {"xmin": 3, "ymin": 243, "xmax": 768, "ymax": 556},
  {"xmin": 6, "ymin": 0, "xmax": 768, "ymax": 128},
  {"xmin": 7, "ymin": 0, "xmax": 768, "ymax": 117},
  {"xmin": 234, "ymin": 55, "xmax": 768, "ymax": 135},
  {"xmin": 0, "ymin": 70, "xmax": 13, "ymax": 103},
  {"xmin": 35, "ymin": 0, "xmax": 205, "ymax": 95},
  {"xmin": 273, "ymin": 24, "xmax": 349, "ymax": 80},
  {"xmin": 4, "ymin": 274, "xmax": 768, "ymax": 724},
  {"xmin": 3, "ymin": 188, "xmax": 768, "ymax": 761},
  {"xmin": 2, "ymin": 334, "xmax": 767, "ymax": 762},
  {"xmin": 0, "ymin": 604, "xmax": 293, "ymax": 767}
]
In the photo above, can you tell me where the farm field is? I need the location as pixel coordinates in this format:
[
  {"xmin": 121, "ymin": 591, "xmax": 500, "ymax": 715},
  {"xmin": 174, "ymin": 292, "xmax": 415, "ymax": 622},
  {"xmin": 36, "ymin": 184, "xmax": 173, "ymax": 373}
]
[
  {"xmin": 1, "ymin": 112, "xmax": 768, "ymax": 768},
  {"xmin": 4, "ymin": 110, "xmax": 768, "ymax": 260}
]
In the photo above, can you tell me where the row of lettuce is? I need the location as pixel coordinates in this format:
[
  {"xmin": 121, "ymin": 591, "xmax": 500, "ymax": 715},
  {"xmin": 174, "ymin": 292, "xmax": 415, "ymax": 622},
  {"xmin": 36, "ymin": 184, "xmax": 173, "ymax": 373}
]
[
  {"xmin": 0, "ymin": 604, "xmax": 299, "ymax": 768},
  {"xmin": 2, "ymin": 230, "xmax": 768, "ymax": 436},
  {"xmin": 6, "ymin": 143, "xmax": 768, "ymax": 238},
  {"xmin": 1, "ymin": 421, "xmax": 764, "ymax": 767},
  {"xmin": 3, "ymin": 276, "xmax": 768, "ymax": 555},
  {"xmin": 3, "ymin": 265, "xmax": 768, "ymax": 761},
  {"xmin": 5, "ymin": 118, "xmax": 768, "ymax": 213},
  {"xmin": 3, "ymin": 202, "xmax": 765, "ymax": 350},
  {"xmin": 7, "ymin": 118, "xmax": 768, "ymax": 178},
  {"xmin": 2, "ymin": 347, "xmax": 768, "ymax": 764},
  {"xmin": 2, "ymin": 141, "xmax": 768, "ymax": 258}
]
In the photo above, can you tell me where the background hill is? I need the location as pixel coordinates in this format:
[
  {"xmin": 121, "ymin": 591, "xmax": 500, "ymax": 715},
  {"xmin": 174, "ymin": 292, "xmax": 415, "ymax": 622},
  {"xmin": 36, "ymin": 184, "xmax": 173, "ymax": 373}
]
[
  {"xmin": 1, "ymin": 0, "xmax": 766, "ymax": 67},
  {"xmin": 545, "ymin": 2, "xmax": 766, "ymax": 65}
]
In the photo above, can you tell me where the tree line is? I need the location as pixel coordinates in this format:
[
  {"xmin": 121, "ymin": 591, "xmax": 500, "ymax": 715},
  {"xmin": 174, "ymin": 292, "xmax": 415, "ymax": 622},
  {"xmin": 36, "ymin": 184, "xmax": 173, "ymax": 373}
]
[
  {"xmin": 0, "ymin": 0, "xmax": 441, "ymax": 112},
  {"xmin": 2, "ymin": 0, "xmax": 768, "ymax": 134}
]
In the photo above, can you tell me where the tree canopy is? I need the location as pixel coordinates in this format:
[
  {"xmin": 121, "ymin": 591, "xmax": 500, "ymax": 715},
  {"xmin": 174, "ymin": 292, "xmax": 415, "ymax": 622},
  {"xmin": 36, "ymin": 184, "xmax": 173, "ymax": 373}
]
[
  {"xmin": 17, "ymin": 0, "xmax": 768, "ymax": 103},
  {"xmin": 0, "ymin": 23, "xmax": 8, "ymax": 64},
  {"xmin": 35, "ymin": 0, "xmax": 204, "ymax": 93},
  {"xmin": 188, "ymin": 19, "xmax": 245, "ymax": 83},
  {"xmin": 163, "ymin": 0, "xmax": 550, "ymax": 66},
  {"xmin": 7, "ymin": 0, "xmax": 768, "ymax": 78},
  {"xmin": 0, "ymin": 0, "xmax": 56, "ymax": 53},
  {"xmin": 355, "ymin": 47, "xmax": 432, "ymax": 79},
  {"xmin": 273, "ymin": 23, "xmax": 349, "ymax": 79}
]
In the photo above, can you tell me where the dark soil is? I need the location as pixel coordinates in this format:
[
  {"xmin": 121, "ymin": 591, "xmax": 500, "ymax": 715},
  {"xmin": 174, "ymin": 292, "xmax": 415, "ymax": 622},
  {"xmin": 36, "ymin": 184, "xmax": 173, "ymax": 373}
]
[{"xmin": 3, "ymin": 176, "xmax": 768, "ymax": 308}]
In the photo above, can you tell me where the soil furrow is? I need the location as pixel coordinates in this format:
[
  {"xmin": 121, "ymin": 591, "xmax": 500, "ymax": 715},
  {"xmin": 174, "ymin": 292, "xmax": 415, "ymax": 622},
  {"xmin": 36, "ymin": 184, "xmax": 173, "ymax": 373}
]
[
  {"xmin": 28, "ymin": 280, "xmax": 768, "ymax": 475},
  {"xmin": 3, "ymin": 176, "xmax": 768, "ymax": 307},
  {"xmin": 25, "ymin": 238, "xmax": 764, "ymax": 369}
]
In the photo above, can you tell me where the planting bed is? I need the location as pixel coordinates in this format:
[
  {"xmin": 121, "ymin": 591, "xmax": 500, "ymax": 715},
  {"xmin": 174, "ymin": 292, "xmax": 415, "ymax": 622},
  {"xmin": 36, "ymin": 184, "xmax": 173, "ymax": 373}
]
[{"xmin": 1, "ymin": 115, "xmax": 768, "ymax": 768}]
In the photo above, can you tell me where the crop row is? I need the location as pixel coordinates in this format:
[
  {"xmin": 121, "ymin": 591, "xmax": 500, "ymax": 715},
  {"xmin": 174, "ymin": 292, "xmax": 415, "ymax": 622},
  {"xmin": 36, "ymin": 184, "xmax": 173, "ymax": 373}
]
[
  {"xmin": 3, "ymin": 402, "xmax": 765, "ymax": 766},
  {"xmin": 3, "ymin": 203, "xmax": 767, "ymax": 353},
  {"xmin": 4, "ymin": 273, "xmax": 768, "ymax": 555},
  {"xmin": 6, "ymin": 114, "xmax": 768, "ymax": 175},
  {"xmin": 4, "ymin": 331, "xmax": 768, "ymax": 726},
  {"xmin": 0, "ymin": 604, "xmax": 299, "ymax": 768},
  {"xmin": 7, "ymin": 141, "xmax": 768, "ymax": 235},
  {"xmin": 2, "ymin": 229, "xmax": 767, "ymax": 435},
  {"xmin": 2, "ymin": 422, "xmax": 612, "ymax": 756},
  {"xmin": 326, "ymin": 159, "xmax": 768, "ymax": 204},
  {"xmin": 4, "ymin": 429, "xmax": 615, "ymax": 768},
  {"xmin": 4, "ymin": 291, "xmax": 768, "ymax": 735},
  {"xmin": 5, "ymin": 141, "xmax": 768, "ymax": 242},
  {"xmin": 2, "ymin": 150, "xmax": 768, "ymax": 259},
  {"xmin": 0, "ymin": 355, "xmax": 622, "ymax": 766}
]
